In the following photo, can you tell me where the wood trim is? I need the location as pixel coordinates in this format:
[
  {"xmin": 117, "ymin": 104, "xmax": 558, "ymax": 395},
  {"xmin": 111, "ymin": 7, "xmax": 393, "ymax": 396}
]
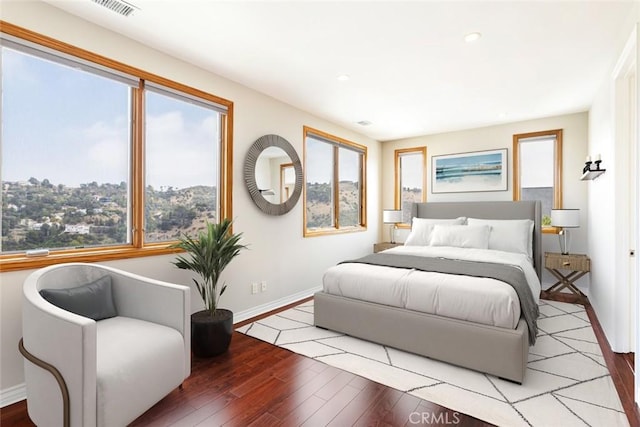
[
  {"xmin": 303, "ymin": 226, "xmax": 367, "ymax": 238},
  {"xmin": 0, "ymin": 22, "xmax": 233, "ymax": 110},
  {"xmin": 302, "ymin": 126, "xmax": 367, "ymax": 237},
  {"xmin": 554, "ymin": 129, "xmax": 563, "ymax": 209},
  {"xmin": 333, "ymin": 145, "xmax": 340, "ymax": 228},
  {"xmin": 393, "ymin": 147, "xmax": 427, "ymax": 213},
  {"xmin": 302, "ymin": 127, "xmax": 310, "ymax": 236},
  {"xmin": 543, "ymin": 226, "xmax": 561, "ymax": 234},
  {"xmin": 1, "ymin": 246, "xmax": 182, "ymax": 272},
  {"xmin": 302, "ymin": 126, "xmax": 367, "ymax": 152},
  {"xmin": 221, "ymin": 106, "xmax": 234, "ymax": 222},
  {"xmin": 512, "ymin": 136, "xmax": 521, "ymax": 201},
  {"xmin": 132, "ymin": 81, "xmax": 145, "ymax": 248},
  {"xmin": 279, "ymin": 162, "xmax": 294, "ymax": 203},
  {"xmin": 512, "ymin": 129, "xmax": 563, "ymax": 210},
  {"xmin": 394, "ymin": 151, "xmax": 402, "ymax": 209},
  {"xmin": 0, "ymin": 22, "xmax": 234, "ymax": 271},
  {"xmin": 360, "ymin": 147, "xmax": 368, "ymax": 228}
]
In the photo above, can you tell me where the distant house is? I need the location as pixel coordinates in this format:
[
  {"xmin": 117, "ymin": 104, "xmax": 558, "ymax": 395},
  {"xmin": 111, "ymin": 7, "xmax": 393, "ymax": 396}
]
[{"xmin": 64, "ymin": 224, "xmax": 91, "ymax": 234}]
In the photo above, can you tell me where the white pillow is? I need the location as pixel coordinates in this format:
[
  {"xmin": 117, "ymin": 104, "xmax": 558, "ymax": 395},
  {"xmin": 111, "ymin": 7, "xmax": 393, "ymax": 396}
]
[
  {"xmin": 467, "ymin": 218, "xmax": 534, "ymax": 258},
  {"xmin": 404, "ymin": 217, "xmax": 466, "ymax": 246},
  {"xmin": 429, "ymin": 224, "xmax": 491, "ymax": 249}
]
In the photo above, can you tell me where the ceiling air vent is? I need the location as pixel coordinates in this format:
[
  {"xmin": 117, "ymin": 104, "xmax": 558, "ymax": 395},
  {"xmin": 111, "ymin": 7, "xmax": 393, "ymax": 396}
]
[
  {"xmin": 357, "ymin": 120, "xmax": 373, "ymax": 126},
  {"xmin": 91, "ymin": 0, "xmax": 138, "ymax": 17}
]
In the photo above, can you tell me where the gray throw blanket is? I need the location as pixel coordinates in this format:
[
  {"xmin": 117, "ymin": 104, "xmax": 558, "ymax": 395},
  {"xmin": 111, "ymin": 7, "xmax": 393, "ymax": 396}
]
[{"xmin": 340, "ymin": 253, "xmax": 539, "ymax": 345}]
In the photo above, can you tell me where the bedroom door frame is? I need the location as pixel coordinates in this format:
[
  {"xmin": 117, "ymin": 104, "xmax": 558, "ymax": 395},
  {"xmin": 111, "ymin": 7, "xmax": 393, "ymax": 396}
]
[
  {"xmin": 611, "ymin": 24, "xmax": 640, "ymax": 402},
  {"xmin": 612, "ymin": 23, "xmax": 639, "ymax": 403}
]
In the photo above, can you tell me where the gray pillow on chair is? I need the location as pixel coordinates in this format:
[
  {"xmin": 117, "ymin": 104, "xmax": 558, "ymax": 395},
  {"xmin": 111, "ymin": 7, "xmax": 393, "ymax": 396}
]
[{"xmin": 40, "ymin": 275, "xmax": 117, "ymax": 321}]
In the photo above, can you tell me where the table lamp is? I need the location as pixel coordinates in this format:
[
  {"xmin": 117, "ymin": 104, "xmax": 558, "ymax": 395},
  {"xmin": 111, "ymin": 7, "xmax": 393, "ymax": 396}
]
[
  {"xmin": 382, "ymin": 209, "xmax": 403, "ymax": 243},
  {"xmin": 550, "ymin": 209, "xmax": 580, "ymax": 255}
]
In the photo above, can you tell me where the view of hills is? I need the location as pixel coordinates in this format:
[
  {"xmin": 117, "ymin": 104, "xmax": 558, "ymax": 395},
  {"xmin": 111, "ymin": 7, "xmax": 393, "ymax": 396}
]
[
  {"xmin": 306, "ymin": 181, "xmax": 361, "ymax": 228},
  {"xmin": 1, "ymin": 178, "xmax": 216, "ymax": 252},
  {"xmin": 3, "ymin": 177, "xmax": 421, "ymax": 252}
]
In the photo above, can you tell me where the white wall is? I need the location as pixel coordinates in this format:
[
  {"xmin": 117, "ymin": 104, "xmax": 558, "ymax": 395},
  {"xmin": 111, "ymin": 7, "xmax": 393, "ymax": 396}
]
[
  {"xmin": 382, "ymin": 112, "xmax": 590, "ymax": 289},
  {"xmin": 588, "ymin": 3, "xmax": 640, "ymax": 355},
  {"xmin": 0, "ymin": 1, "xmax": 381, "ymax": 398}
]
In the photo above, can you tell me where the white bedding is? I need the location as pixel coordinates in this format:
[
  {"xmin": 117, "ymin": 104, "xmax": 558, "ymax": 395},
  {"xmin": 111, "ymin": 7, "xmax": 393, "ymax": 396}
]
[{"xmin": 322, "ymin": 245, "xmax": 541, "ymax": 330}]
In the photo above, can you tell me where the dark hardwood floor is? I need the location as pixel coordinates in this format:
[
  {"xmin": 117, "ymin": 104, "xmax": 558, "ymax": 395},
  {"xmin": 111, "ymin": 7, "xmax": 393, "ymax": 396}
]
[{"xmin": 2, "ymin": 295, "xmax": 638, "ymax": 426}]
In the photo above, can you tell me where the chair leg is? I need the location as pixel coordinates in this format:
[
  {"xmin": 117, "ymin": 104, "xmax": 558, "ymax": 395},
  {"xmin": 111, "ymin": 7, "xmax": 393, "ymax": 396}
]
[{"xmin": 19, "ymin": 338, "xmax": 70, "ymax": 427}]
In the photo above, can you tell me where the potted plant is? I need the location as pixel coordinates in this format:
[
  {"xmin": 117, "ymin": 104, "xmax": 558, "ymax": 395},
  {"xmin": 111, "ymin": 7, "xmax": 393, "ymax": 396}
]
[{"xmin": 171, "ymin": 219, "xmax": 247, "ymax": 357}]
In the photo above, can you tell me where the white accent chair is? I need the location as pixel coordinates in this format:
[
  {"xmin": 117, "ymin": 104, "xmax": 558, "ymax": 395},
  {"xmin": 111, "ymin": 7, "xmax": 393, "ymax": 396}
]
[{"xmin": 21, "ymin": 263, "xmax": 190, "ymax": 427}]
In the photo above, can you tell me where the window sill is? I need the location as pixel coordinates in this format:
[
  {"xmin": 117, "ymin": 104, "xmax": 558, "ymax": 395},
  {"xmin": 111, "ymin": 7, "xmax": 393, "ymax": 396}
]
[
  {"xmin": 304, "ymin": 226, "xmax": 367, "ymax": 238},
  {"xmin": 0, "ymin": 244, "xmax": 182, "ymax": 273}
]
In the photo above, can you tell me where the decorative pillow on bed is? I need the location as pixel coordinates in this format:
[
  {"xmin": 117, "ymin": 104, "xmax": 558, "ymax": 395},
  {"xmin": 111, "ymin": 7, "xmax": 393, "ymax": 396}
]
[
  {"xmin": 467, "ymin": 218, "xmax": 534, "ymax": 259},
  {"xmin": 429, "ymin": 224, "xmax": 490, "ymax": 249},
  {"xmin": 404, "ymin": 217, "xmax": 466, "ymax": 246},
  {"xmin": 39, "ymin": 275, "xmax": 117, "ymax": 321}
]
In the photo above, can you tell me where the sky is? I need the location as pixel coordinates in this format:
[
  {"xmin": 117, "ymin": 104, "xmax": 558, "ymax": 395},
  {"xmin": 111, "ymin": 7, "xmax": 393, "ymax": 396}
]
[
  {"xmin": 306, "ymin": 136, "xmax": 360, "ymax": 184},
  {"xmin": 1, "ymin": 46, "xmax": 219, "ymax": 189},
  {"xmin": 399, "ymin": 152, "xmax": 424, "ymax": 189}
]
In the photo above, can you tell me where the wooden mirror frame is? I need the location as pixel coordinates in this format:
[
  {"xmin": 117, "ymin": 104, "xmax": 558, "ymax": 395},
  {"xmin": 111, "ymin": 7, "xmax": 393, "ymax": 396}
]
[{"xmin": 244, "ymin": 134, "xmax": 303, "ymax": 215}]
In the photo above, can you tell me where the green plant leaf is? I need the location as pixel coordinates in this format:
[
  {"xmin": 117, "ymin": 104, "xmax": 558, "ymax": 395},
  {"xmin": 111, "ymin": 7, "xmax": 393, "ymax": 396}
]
[{"xmin": 170, "ymin": 218, "xmax": 247, "ymax": 316}]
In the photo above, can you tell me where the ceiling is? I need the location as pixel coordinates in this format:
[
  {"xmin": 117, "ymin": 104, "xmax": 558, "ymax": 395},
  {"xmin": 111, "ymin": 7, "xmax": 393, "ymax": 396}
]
[{"xmin": 44, "ymin": 0, "xmax": 635, "ymax": 142}]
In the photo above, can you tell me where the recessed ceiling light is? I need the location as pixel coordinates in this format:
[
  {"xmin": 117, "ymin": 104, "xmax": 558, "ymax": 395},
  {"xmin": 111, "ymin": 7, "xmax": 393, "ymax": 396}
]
[
  {"xmin": 337, "ymin": 74, "xmax": 350, "ymax": 82},
  {"xmin": 464, "ymin": 32, "xmax": 482, "ymax": 43}
]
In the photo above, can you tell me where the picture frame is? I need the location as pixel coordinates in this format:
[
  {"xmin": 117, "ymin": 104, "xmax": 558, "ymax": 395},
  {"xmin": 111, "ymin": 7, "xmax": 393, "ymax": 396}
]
[{"xmin": 432, "ymin": 148, "xmax": 508, "ymax": 193}]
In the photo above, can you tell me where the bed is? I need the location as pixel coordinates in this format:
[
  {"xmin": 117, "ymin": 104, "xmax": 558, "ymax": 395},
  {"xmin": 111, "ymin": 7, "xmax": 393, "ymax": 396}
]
[{"xmin": 314, "ymin": 200, "xmax": 542, "ymax": 383}]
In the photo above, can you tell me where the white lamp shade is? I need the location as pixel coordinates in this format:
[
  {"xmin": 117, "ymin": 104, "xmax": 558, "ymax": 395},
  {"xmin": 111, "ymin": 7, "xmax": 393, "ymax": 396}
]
[
  {"xmin": 383, "ymin": 209, "xmax": 403, "ymax": 223},
  {"xmin": 550, "ymin": 209, "xmax": 580, "ymax": 228}
]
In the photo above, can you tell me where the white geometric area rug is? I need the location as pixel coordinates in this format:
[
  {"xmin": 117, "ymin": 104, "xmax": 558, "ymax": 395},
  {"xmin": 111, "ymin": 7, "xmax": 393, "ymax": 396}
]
[{"xmin": 237, "ymin": 300, "xmax": 629, "ymax": 427}]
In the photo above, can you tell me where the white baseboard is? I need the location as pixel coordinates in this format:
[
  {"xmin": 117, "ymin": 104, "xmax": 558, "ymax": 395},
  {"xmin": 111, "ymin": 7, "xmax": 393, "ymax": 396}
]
[
  {"xmin": 0, "ymin": 287, "xmax": 321, "ymax": 409},
  {"xmin": 233, "ymin": 286, "xmax": 321, "ymax": 324},
  {"xmin": 1, "ymin": 383, "xmax": 26, "ymax": 408}
]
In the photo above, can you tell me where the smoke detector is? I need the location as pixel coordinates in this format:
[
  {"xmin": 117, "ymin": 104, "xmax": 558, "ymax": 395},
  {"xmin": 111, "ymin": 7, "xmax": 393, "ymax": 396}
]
[{"xmin": 91, "ymin": 0, "xmax": 138, "ymax": 17}]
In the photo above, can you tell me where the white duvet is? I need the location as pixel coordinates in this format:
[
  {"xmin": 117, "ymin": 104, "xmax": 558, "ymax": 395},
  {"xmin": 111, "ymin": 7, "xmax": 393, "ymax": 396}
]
[{"xmin": 322, "ymin": 245, "xmax": 541, "ymax": 330}]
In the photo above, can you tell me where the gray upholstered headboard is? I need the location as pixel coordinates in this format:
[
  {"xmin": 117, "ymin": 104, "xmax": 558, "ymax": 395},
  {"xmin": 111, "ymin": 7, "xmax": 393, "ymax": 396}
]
[{"xmin": 411, "ymin": 201, "xmax": 543, "ymax": 279}]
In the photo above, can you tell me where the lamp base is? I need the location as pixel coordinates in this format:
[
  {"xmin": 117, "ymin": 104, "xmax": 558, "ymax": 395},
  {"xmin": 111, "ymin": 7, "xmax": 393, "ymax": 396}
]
[{"xmin": 558, "ymin": 229, "xmax": 571, "ymax": 255}]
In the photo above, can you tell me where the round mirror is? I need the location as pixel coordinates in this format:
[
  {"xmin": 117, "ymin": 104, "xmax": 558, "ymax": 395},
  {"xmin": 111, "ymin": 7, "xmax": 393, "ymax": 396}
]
[{"xmin": 244, "ymin": 134, "xmax": 303, "ymax": 215}]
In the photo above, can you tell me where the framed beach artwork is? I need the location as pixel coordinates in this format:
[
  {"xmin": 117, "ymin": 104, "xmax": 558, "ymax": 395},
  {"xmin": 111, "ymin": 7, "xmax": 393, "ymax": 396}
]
[{"xmin": 432, "ymin": 148, "xmax": 508, "ymax": 193}]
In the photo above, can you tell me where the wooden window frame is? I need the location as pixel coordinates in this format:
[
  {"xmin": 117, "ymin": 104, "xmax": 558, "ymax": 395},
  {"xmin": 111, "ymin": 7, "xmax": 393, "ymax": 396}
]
[
  {"xmin": 394, "ymin": 147, "xmax": 427, "ymax": 228},
  {"xmin": 303, "ymin": 126, "xmax": 367, "ymax": 237},
  {"xmin": 0, "ymin": 22, "xmax": 234, "ymax": 272},
  {"xmin": 512, "ymin": 129, "xmax": 563, "ymax": 234}
]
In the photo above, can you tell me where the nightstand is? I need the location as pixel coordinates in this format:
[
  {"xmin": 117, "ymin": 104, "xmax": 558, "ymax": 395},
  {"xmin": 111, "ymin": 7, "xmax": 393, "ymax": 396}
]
[
  {"xmin": 373, "ymin": 242, "xmax": 402, "ymax": 253},
  {"xmin": 544, "ymin": 252, "xmax": 590, "ymax": 303}
]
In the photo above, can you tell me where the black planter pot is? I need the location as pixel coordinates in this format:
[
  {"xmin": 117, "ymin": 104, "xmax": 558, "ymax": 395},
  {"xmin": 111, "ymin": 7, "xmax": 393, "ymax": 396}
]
[{"xmin": 191, "ymin": 309, "xmax": 233, "ymax": 358}]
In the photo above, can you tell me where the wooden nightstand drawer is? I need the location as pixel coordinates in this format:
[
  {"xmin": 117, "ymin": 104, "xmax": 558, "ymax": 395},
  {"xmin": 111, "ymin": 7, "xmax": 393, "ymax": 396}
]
[
  {"xmin": 373, "ymin": 242, "xmax": 402, "ymax": 253},
  {"xmin": 545, "ymin": 253, "xmax": 590, "ymax": 272}
]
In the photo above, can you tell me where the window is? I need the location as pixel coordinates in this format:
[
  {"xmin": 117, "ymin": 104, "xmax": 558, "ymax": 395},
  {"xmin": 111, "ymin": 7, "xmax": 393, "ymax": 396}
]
[
  {"xmin": 0, "ymin": 23, "xmax": 232, "ymax": 271},
  {"xmin": 1, "ymin": 44, "xmax": 133, "ymax": 252},
  {"xmin": 303, "ymin": 126, "xmax": 366, "ymax": 236},
  {"xmin": 280, "ymin": 163, "xmax": 295, "ymax": 203},
  {"xmin": 394, "ymin": 147, "xmax": 427, "ymax": 224},
  {"xmin": 513, "ymin": 129, "xmax": 562, "ymax": 232},
  {"xmin": 144, "ymin": 86, "xmax": 222, "ymax": 243}
]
